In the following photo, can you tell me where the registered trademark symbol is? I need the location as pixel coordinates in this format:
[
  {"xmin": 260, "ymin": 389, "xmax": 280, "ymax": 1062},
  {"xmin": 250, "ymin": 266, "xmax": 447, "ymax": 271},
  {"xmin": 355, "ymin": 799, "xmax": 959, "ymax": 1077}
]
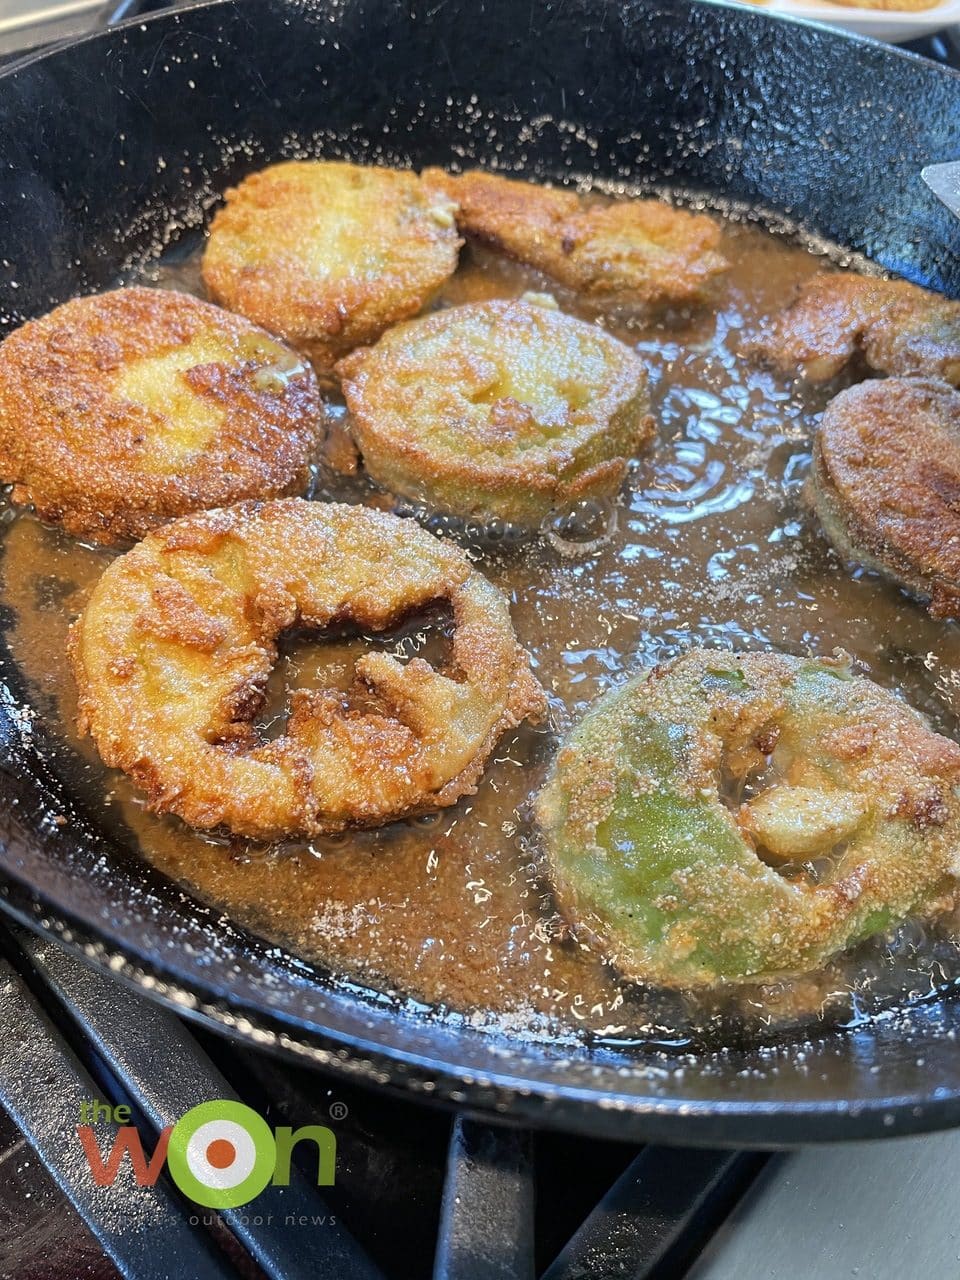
[{"xmin": 328, "ymin": 1101, "xmax": 348, "ymax": 1121}]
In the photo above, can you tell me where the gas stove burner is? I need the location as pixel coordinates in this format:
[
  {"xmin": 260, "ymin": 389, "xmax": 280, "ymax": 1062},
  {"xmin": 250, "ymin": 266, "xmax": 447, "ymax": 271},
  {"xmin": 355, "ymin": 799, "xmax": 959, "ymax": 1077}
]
[{"xmin": 0, "ymin": 921, "xmax": 762, "ymax": 1278}]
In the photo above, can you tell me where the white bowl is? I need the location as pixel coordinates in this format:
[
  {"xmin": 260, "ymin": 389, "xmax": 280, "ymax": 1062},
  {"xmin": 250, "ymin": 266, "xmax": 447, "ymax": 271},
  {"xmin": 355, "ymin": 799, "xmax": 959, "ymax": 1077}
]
[{"xmin": 708, "ymin": 0, "xmax": 960, "ymax": 43}]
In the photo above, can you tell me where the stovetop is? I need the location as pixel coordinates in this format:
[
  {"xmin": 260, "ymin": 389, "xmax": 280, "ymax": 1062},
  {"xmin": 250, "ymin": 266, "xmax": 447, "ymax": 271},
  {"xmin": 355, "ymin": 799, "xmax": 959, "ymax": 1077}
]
[
  {"xmin": 2, "ymin": 3, "xmax": 960, "ymax": 1278},
  {"xmin": 0, "ymin": 920, "xmax": 766, "ymax": 1279}
]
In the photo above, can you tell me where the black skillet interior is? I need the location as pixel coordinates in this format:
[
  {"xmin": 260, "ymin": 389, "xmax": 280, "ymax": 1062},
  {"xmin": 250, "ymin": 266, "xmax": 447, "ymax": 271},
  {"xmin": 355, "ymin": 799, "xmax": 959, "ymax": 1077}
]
[{"xmin": 1, "ymin": 0, "xmax": 960, "ymax": 1146}]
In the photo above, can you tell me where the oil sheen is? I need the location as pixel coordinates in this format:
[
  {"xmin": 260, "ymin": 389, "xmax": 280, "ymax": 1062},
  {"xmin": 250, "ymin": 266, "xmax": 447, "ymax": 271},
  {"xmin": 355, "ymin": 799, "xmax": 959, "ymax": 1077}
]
[{"xmin": 5, "ymin": 211, "xmax": 960, "ymax": 1050}]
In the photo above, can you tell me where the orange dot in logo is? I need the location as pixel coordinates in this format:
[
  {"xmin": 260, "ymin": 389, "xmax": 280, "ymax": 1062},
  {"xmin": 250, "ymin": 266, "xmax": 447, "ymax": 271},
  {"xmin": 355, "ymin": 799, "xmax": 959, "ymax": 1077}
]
[{"xmin": 206, "ymin": 1138, "xmax": 236, "ymax": 1170}]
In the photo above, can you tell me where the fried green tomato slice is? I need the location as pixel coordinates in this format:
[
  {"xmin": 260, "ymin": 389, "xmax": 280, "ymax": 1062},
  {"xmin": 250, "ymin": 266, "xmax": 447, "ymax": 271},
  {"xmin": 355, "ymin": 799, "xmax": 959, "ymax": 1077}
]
[
  {"xmin": 202, "ymin": 162, "xmax": 462, "ymax": 374},
  {"xmin": 336, "ymin": 295, "xmax": 654, "ymax": 525},
  {"xmin": 70, "ymin": 498, "xmax": 545, "ymax": 841},
  {"xmin": 422, "ymin": 168, "xmax": 729, "ymax": 309},
  {"xmin": 757, "ymin": 273, "xmax": 960, "ymax": 384},
  {"xmin": 535, "ymin": 649, "xmax": 960, "ymax": 988},
  {"xmin": 0, "ymin": 287, "xmax": 322, "ymax": 544},
  {"xmin": 812, "ymin": 377, "xmax": 960, "ymax": 620}
]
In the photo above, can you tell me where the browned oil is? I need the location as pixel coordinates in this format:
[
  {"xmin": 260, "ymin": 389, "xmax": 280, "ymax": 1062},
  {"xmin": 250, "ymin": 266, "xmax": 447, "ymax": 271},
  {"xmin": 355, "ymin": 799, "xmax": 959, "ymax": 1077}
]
[{"xmin": 4, "ymin": 214, "xmax": 960, "ymax": 1048}]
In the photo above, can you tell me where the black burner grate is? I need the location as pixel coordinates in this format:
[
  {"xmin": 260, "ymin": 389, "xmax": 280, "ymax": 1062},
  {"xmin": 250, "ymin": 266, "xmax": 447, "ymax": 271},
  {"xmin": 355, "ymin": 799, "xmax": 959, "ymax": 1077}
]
[{"xmin": 0, "ymin": 923, "xmax": 764, "ymax": 1279}]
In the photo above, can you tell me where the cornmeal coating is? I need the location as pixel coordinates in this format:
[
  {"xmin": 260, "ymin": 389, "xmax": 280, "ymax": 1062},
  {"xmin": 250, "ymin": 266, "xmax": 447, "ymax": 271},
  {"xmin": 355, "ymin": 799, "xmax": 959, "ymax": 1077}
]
[
  {"xmin": 757, "ymin": 273, "xmax": 960, "ymax": 384},
  {"xmin": 70, "ymin": 499, "xmax": 545, "ymax": 841},
  {"xmin": 813, "ymin": 377, "xmax": 960, "ymax": 619},
  {"xmin": 337, "ymin": 295, "xmax": 654, "ymax": 525},
  {"xmin": 536, "ymin": 649, "xmax": 960, "ymax": 988},
  {"xmin": 422, "ymin": 168, "xmax": 729, "ymax": 309},
  {"xmin": 202, "ymin": 161, "xmax": 462, "ymax": 373},
  {"xmin": 0, "ymin": 287, "xmax": 321, "ymax": 544}
]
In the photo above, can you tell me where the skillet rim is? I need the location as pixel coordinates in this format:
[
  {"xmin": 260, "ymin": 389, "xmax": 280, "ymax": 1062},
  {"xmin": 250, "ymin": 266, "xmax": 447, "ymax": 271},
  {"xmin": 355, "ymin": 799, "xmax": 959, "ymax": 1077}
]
[
  {"xmin": 6, "ymin": 0, "xmax": 960, "ymax": 83},
  {"xmin": 6, "ymin": 869, "xmax": 960, "ymax": 1147},
  {"xmin": 6, "ymin": 872, "xmax": 960, "ymax": 1148}
]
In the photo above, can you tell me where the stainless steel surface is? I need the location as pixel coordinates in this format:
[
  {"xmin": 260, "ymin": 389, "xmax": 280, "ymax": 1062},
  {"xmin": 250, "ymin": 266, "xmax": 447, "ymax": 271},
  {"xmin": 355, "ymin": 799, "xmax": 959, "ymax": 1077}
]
[
  {"xmin": 922, "ymin": 159, "xmax": 960, "ymax": 220},
  {"xmin": 688, "ymin": 1131, "xmax": 960, "ymax": 1279},
  {"xmin": 0, "ymin": 0, "xmax": 101, "ymax": 54}
]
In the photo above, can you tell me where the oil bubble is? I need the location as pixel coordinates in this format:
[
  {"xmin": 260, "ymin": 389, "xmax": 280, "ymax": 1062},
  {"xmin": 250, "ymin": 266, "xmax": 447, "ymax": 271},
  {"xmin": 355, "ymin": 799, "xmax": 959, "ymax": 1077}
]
[{"xmin": 543, "ymin": 499, "xmax": 618, "ymax": 558}]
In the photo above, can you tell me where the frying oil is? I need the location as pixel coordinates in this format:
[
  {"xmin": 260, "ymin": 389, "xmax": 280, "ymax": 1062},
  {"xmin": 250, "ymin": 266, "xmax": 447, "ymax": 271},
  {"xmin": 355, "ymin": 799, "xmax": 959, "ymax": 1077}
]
[{"xmin": 4, "ymin": 211, "xmax": 960, "ymax": 1052}]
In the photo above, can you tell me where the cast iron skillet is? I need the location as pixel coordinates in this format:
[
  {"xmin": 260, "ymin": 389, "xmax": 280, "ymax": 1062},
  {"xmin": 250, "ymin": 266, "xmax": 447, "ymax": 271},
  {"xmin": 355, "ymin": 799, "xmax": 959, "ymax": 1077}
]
[{"xmin": 1, "ymin": 0, "xmax": 960, "ymax": 1147}]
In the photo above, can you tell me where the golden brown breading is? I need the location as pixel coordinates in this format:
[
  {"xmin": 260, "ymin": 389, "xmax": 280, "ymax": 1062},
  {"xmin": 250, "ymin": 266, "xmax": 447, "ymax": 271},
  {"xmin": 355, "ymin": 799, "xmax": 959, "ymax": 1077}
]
[
  {"xmin": 756, "ymin": 273, "xmax": 960, "ymax": 384},
  {"xmin": 69, "ymin": 498, "xmax": 545, "ymax": 841},
  {"xmin": 422, "ymin": 168, "xmax": 729, "ymax": 309},
  {"xmin": 202, "ymin": 161, "xmax": 462, "ymax": 374},
  {"xmin": 536, "ymin": 649, "xmax": 960, "ymax": 988},
  {"xmin": 0, "ymin": 287, "xmax": 322, "ymax": 544},
  {"xmin": 813, "ymin": 377, "xmax": 960, "ymax": 618},
  {"xmin": 336, "ymin": 294, "xmax": 654, "ymax": 525}
]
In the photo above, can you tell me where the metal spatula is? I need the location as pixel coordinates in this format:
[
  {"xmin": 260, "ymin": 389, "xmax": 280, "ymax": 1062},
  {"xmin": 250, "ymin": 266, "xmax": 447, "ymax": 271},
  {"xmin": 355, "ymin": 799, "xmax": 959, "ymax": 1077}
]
[{"xmin": 922, "ymin": 161, "xmax": 960, "ymax": 219}]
